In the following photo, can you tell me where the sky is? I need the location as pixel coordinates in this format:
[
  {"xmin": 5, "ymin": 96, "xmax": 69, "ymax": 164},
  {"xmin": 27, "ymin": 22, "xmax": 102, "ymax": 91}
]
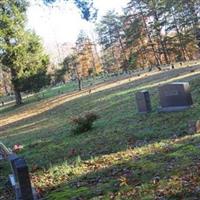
[{"xmin": 27, "ymin": 0, "xmax": 129, "ymax": 46}]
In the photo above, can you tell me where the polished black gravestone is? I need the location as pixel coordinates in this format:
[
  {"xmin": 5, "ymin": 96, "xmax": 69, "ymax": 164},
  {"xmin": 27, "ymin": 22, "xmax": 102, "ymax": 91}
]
[
  {"xmin": 158, "ymin": 82, "xmax": 193, "ymax": 112},
  {"xmin": 8, "ymin": 154, "xmax": 36, "ymax": 200},
  {"xmin": 136, "ymin": 90, "xmax": 152, "ymax": 113}
]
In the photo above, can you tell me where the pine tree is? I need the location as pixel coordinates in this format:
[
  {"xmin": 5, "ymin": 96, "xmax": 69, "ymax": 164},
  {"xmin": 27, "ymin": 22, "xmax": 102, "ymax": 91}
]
[{"xmin": 0, "ymin": 0, "xmax": 50, "ymax": 105}]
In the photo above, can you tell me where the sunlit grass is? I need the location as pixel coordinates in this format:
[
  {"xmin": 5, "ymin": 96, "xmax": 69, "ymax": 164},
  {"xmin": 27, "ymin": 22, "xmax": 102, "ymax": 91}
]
[{"xmin": 1, "ymin": 64, "xmax": 200, "ymax": 199}]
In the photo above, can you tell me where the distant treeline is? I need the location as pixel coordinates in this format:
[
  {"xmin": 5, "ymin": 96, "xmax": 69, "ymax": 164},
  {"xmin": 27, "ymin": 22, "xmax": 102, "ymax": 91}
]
[{"xmin": 96, "ymin": 0, "xmax": 200, "ymax": 72}]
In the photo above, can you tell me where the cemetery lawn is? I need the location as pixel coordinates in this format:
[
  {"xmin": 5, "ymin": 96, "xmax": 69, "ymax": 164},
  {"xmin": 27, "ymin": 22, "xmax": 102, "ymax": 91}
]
[
  {"xmin": 1, "ymin": 65, "xmax": 200, "ymax": 199},
  {"xmin": 0, "ymin": 73, "xmax": 129, "ymax": 113}
]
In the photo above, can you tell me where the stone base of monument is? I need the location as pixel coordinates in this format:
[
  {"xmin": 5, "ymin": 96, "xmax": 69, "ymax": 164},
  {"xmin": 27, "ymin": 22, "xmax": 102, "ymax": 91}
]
[
  {"xmin": 158, "ymin": 105, "xmax": 192, "ymax": 112},
  {"xmin": 9, "ymin": 174, "xmax": 38, "ymax": 200}
]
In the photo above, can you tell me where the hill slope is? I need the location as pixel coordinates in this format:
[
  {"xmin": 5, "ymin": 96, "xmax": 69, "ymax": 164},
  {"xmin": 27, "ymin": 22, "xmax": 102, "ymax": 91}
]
[{"xmin": 1, "ymin": 65, "xmax": 200, "ymax": 199}]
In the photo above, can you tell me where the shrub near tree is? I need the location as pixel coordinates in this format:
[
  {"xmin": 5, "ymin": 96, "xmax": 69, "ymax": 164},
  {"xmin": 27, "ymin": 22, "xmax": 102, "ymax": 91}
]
[
  {"xmin": 70, "ymin": 112, "xmax": 99, "ymax": 134},
  {"xmin": 0, "ymin": 0, "xmax": 50, "ymax": 105}
]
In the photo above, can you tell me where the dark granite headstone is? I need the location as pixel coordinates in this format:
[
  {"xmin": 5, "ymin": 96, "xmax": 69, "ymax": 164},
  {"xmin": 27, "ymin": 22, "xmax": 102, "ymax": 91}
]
[
  {"xmin": 8, "ymin": 153, "xmax": 19, "ymax": 181},
  {"xmin": 15, "ymin": 158, "xmax": 34, "ymax": 200},
  {"xmin": 136, "ymin": 90, "xmax": 152, "ymax": 113},
  {"xmin": 158, "ymin": 82, "xmax": 193, "ymax": 112},
  {"xmin": 9, "ymin": 155, "xmax": 34, "ymax": 200}
]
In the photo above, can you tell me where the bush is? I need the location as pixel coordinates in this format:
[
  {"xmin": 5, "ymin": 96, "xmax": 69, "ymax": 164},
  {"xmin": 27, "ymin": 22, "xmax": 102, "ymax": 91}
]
[{"xmin": 70, "ymin": 112, "xmax": 99, "ymax": 134}]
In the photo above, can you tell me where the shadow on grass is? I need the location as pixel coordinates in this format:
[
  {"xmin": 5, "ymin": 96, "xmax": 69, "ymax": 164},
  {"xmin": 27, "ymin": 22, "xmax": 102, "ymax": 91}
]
[
  {"xmin": 1, "ymin": 66, "xmax": 200, "ymax": 199},
  {"xmin": 1, "ymin": 67, "xmax": 200, "ymax": 170},
  {"xmin": 0, "ymin": 96, "xmax": 197, "ymax": 168},
  {"xmin": 43, "ymin": 134, "xmax": 200, "ymax": 199},
  {"xmin": 0, "ymin": 74, "xmax": 131, "ymax": 116},
  {"xmin": 1, "ymin": 65, "xmax": 200, "ymax": 130}
]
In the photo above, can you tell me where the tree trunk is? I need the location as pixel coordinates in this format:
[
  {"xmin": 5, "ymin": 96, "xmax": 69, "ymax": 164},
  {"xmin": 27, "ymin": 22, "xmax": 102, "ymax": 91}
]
[
  {"xmin": 108, "ymin": 28, "xmax": 120, "ymax": 70},
  {"xmin": 1, "ymin": 72, "xmax": 9, "ymax": 95},
  {"xmin": 11, "ymin": 68, "xmax": 22, "ymax": 105},
  {"xmin": 171, "ymin": 10, "xmax": 188, "ymax": 61},
  {"xmin": 90, "ymin": 44, "xmax": 96, "ymax": 75},
  {"xmin": 139, "ymin": 37, "xmax": 148, "ymax": 67},
  {"xmin": 116, "ymin": 27, "xmax": 129, "ymax": 72},
  {"xmin": 138, "ymin": 4, "xmax": 161, "ymax": 68},
  {"xmin": 153, "ymin": 10, "xmax": 170, "ymax": 64},
  {"xmin": 78, "ymin": 78, "xmax": 82, "ymax": 91},
  {"xmin": 3, "ymin": 80, "xmax": 9, "ymax": 95},
  {"xmin": 14, "ymin": 88, "xmax": 22, "ymax": 105},
  {"xmin": 188, "ymin": 1, "xmax": 200, "ymax": 52}
]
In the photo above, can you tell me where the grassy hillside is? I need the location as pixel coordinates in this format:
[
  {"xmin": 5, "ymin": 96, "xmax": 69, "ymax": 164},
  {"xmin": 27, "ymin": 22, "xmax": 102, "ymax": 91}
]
[
  {"xmin": 1, "ymin": 65, "xmax": 200, "ymax": 199},
  {"xmin": 0, "ymin": 71, "xmax": 135, "ymax": 112}
]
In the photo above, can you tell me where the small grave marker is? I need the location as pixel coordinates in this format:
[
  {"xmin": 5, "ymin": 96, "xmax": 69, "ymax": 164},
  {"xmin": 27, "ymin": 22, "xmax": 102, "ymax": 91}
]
[{"xmin": 136, "ymin": 90, "xmax": 152, "ymax": 113}]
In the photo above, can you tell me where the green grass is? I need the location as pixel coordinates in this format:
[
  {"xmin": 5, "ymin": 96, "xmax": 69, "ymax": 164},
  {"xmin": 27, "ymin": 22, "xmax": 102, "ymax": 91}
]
[
  {"xmin": 0, "ymin": 73, "xmax": 128, "ymax": 113},
  {"xmin": 1, "ymin": 65, "xmax": 200, "ymax": 199}
]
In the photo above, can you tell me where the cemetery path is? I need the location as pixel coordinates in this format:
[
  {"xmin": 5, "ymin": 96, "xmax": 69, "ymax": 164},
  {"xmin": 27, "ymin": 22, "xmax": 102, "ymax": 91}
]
[{"xmin": 0, "ymin": 64, "xmax": 200, "ymax": 129}]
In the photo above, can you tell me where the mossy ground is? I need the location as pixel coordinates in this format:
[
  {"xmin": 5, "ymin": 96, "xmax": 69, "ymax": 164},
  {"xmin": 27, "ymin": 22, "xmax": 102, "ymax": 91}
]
[{"xmin": 1, "ymin": 65, "xmax": 200, "ymax": 199}]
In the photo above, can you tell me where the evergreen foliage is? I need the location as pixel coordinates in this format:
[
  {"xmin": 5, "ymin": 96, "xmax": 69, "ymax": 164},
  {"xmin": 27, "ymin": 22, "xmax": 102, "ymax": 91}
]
[{"xmin": 0, "ymin": 0, "xmax": 50, "ymax": 104}]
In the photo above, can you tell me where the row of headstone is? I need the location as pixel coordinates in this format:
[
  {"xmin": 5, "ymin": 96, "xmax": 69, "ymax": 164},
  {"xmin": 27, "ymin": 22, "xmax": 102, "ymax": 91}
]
[
  {"xmin": 136, "ymin": 82, "xmax": 193, "ymax": 113},
  {"xmin": 0, "ymin": 143, "xmax": 37, "ymax": 200}
]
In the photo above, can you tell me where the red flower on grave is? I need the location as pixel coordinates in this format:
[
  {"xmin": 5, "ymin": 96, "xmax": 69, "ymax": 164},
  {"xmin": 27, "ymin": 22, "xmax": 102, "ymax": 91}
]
[{"xmin": 12, "ymin": 144, "xmax": 24, "ymax": 153}]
